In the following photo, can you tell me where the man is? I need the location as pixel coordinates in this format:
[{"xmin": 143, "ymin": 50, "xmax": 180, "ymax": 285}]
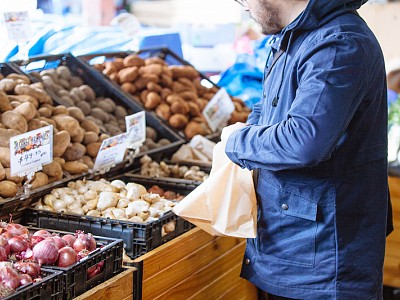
[{"xmin": 225, "ymin": 0, "xmax": 391, "ymax": 299}]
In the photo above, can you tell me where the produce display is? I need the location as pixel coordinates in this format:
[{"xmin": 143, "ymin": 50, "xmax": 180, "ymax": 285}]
[
  {"xmin": 0, "ymin": 221, "xmax": 103, "ymax": 298},
  {"xmin": 91, "ymin": 53, "xmax": 251, "ymax": 139},
  {"xmin": 33, "ymin": 177, "xmax": 182, "ymax": 223},
  {"xmin": 139, "ymin": 155, "xmax": 209, "ymax": 182}
]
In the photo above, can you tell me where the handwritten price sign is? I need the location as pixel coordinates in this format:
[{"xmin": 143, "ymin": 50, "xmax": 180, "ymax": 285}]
[
  {"xmin": 10, "ymin": 126, "xmax": 53, "ymax": 177},
  {"xmin": 93, "ymin": 132, "xmax": 128, "ymax": 173}
]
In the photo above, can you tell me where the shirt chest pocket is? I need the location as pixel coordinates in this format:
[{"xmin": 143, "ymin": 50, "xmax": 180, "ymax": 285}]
[{"xmin": 257, "ymin": 180, "xmax": 318, "ymax": 267}]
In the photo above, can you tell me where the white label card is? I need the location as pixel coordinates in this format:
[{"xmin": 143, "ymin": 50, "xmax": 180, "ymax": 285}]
[
  {"xmin": 4, "ymin": 11, "xmax": 33, "ymax": 42},
  {"xmin": 125, "ymin": 111, "xmax": 146, "ymax": 149},
  {"xmin": 10, "ymin": 125, "xmax": 53, "ymax": 177},
  {"xmin": 202, "ymin": 88, "xmax": 235, "ymax": 132},
  {"xmin": 93, "ymin": 133, "xmax": 128, "ymax": 172}
]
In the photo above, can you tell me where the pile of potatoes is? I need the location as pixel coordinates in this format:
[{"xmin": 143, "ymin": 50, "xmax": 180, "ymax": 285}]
[
  {"xmin": 0, "ymin": 72, "xmax": 108, "ymax": 199},
  {"xmin": 33, "ymin": 177, "xmax": 179, "ymax": 223},
  {"xmin": 92, "ymin": 54, "xmax": 252, "ymax": 139}
]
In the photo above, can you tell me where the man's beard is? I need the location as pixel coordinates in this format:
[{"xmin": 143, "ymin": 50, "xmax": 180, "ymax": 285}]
[{"xmin": 250, "ymin": 1, "xmax": 282, "ymax": 35}]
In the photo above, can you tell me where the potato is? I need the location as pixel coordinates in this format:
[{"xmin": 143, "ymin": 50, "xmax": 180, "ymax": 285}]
[
  {"xmin": 104, "ymin": 123, "xmax": 122, "ymax": 136},
  {"xmin": 169, "ymin": 114, "xmax": 188, "ymax": 130},
  {"xmin": 123, "ymin": 55, "xmax": 145, "ymax": 68},
  {"xmin": 42, "ymin": 160, "xmax": 63, "ymax": 178},
  {"xmin": 62, "ymin": 161, "xmax": 89, "ymax": 174},
  {"xmin": 184, "ymin": 121, "xmax": 209, "ymax": 139},
  {"xmin": 1, "ymin": 111, "xmax": 28, "ymax": 132},
  {"xmin": 53, "ymin": 115, "xmax": 80, "ymax": 137},
  {"xmin": 86, "ymin": 142, "xmax": 102, "ymax": 158},
  {"xmin": 0, "ymin": 162, "xmax": 5, "ymax": 181},
  {"xmin": 140, "ymin": 64, "xmax": 163, "ymax": 76},
  {"xmin": 146, "ymin": 127, "xmax": 157, "ymax": 141},
  {"xmin": 170, "ymin": 100, "xmax": 189, "ymax": 115},
  {"xmin": 5, "ymin": 168, "xmax": 24, "ymax": 184},
  {"xmin": 0, "ymin": 91, "xmax": 12, "ymax": 112},
  {"xmin": 80, "ymin": 155, "xmax": 94, "ymax": 169},
  {"xmin": 31, "ymin": 172, "xmax": 49, "ymax": 189},
  {"xmin": 144, "ymin": 92, "xmax": 161, "ymax": 109},
  {"xmin": 6, "ymin": 73, "xmax": 30, "ymax": 84},
  {"xmin": 155, "ymin": 103, "xmax": 171, "ymax": 120},
  {"xmin": 114, "ymin": 106, "xmax": 128, "ymax": 119},
  {"xmin": 52, "ymin": 105, "xmax": 69, "ymax": 116},
  {"xmin": 8, "ymin": 95, "xmax": 39, "ymax": 109},
  {"xmin": 134, "ymin": 73, "xmax": 159, "ymax": 90},
  {"xmin": 78, "ymin": 85, "xmax": 96, "ymax": 102},
  {"xmin": 53, "ymin": 130, "xmax": 71, "ymax": 157},
  {"xmin": 27, "ymin": 119, "xmax": 42, "ymax": 131},
  {"xmin": 53, "ymin": 157, "xmax": 65, "ymax": 166},
  {"xmin": 0, "ymin": 78, "xmax": 17, "ymax": 92},
  {"xmin": 83, "ymin": 131, "xmax": 99, "ymax": 145},
  {"xmin": 188, "ymin": 102, "xmax": 201, "ymax": 117},
  {"xmin": 118, "ymin": 67, "xmax": 139, "ymax": 83},
  {"xmin": 96, "ymin": 99, "xmax": 115, "ymax": 113},
  {"xmin": 0, "ymin": 128, "xmax": 20, "ymax": 147},
  {"xmin": 71, "ymin": 127, "xmax": 84, "ymax": 143},
  {"xmin": 169, "ymin": 65, "xmax": 199, "ymax": 80},
  {"xmin": 80, "ymin": 119, "xmax": 100, "ymax": 135},
  {"xmin": 90, "ymin": 108, "xmax": 109, "ymax": 123},
  {"xmin": 14, "ymin": 84, "xmax": 52, "ymax": 104},
  {"xmin": 121, "ymin": 82, "xmax": 137, "ymax": 95},
  {"xmin": 145, "ymin": 57, "xmax": 166, "ymax": 66},
  {"xmin": 76, "ymin": 101, "xmax": 92, "ymax": 116},
  {"xmin": 14, "ymin": 102, "xmax": 37, "ymax": 121},
  {"xmin": 62, "ymin": 143, "xmax": 87, "ymax": 161},
  {"xmin": 0, "ymin": 180, "xmax": 18, "ymax": 198}
]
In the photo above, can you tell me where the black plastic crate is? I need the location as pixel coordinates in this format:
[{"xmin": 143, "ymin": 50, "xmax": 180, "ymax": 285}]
[
  {"xmin": 9, "ymin": 53, "xmax": 185, "ymax": 163},
  {"xmin": 24, "ymin": 175, "xmax": 195, "ymax": 259},
  {"xmin": 23, "ymin": 226, "xmax": 124, "ymax": 300},
  {"xmin": 3, "ymin": 268, "xmax": 63, "ymax": 300},
  {"xmin": 77, "ymin": 48, "xmax": 223, "ymax": 141}
]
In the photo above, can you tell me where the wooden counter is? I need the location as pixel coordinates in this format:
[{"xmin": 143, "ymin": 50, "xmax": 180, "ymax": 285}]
[
  {"xmin": 384, "ymin": 176, "xmax": 400, "ymax": 288},
  {"xmin": 132, "ymin": 227, "xmax": 258, "ymax": 300}
]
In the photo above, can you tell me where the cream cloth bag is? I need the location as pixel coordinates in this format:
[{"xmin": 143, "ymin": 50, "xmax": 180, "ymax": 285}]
[{"xmin": 173, "ymin": 124, "xmax": 257, "ymax": 238}]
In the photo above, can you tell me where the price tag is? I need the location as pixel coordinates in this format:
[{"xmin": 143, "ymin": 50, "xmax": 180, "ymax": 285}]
[
  {"xmin": 3, "ymin": 11, "xmax": 33, "ymax": 43},
  {"xmin": 202, "ymin": 88, "xmax": 235, "ymax": 132},
  {"xmin": 125, "ymin": 111, "xmax": 146, "ymax": 149},
  {"xmin": 10, "ymin": 126, "xmax": 53, "ymax": 177},
  {"xmin": 93, "ymin": 133, "xmax": 128, "ymax": 173}
]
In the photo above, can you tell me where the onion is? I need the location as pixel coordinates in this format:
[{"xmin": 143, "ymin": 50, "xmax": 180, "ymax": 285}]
[
  {"xmin": 8, "ymin": 236, "xmax": 29, "ymax": 253},
  {"xmin": 1, "ymin": 231, "xmax": 13, "ymax": 241},
  {"xmin": 73, "ymin": 232, "xmax": 96, "ymax": 252},
  {"xmin": 14, "ymin": 261, "xmax": 41, "ymax": 278},
  {"xmin": 57, "ymin": 247, "xmax": 77, "ymax": 267},
  {"xmin": 48, "ymin": 236, "xmax": 67, "ymax": 250},
  {"xmin": 62, "ymin": 234, "xmax": 76, "ymax": 247},
  {"xmin": 33, "ymin": 240, "xmax": 59, "ymax": 265},
  {"xmin": 19, "ymin": 274, "xmax": 33, "ymax": 286},
  {"xmin": 32, "ymin": 230, "xmax": 53, "ymax": 238},
  {"xmin": 5, "ymin": 223, "xmax": 29, "ymax": 237},
  {"xmin": 0, "ymin": 246, "xmax": 7, "ymax": 261},
  {"xmin": 77, "ymin": 249, "xmax": 89, "ymax": 261},
  {"xmin": 0, "ymin": 266, "xmax": 20, "ymax": 289},
  {"xmin": 0, "ymin": 236, "xmax": 10, "ymax": 255},
  {"xmin": 31, "ymin": 236, "xmax": 45, "ymax": 248}
]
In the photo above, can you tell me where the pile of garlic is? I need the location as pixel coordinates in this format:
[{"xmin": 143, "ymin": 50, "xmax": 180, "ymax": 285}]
[{"xmin": 34, "ymin": 178, "xmax": 176, "ymax": 223}]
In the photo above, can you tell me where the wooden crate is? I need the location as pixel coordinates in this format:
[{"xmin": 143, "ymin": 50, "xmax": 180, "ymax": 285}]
[
  {"xmin": 74, "ymin": 268, "xmax": 136, "ymax": 300},
  {"xmin": 133, "ymin": 227, "xmax": 258, "ymax": 300},
  {"xmin": 384, "ymin": 176, "xmax": 400, "ymax": 288}
]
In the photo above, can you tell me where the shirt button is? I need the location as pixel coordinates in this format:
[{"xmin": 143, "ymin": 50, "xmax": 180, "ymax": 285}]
[
  {"xmin": 281, "ymin": 204, "xmax": 289, "ymax": 210},
  {"xmin": 263, "ymin": 92, "xmax": 266, "ymax": 98},
  {"xmin": 244, "ymin": 258, "xmax": 251, "ymax": 265}
]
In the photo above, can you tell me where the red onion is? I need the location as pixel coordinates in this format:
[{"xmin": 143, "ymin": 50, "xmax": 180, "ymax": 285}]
[
  {"xmin": 33, "ymin": 240, "xmax": 59, "ymax": 265},
  {"xmin": 0, "ymin": 266, "xmax": 20, "ymax": 289},
  {"xmin": 0, "ymin": 247, "xmax": 7, "ymax": 261},
  {"xmin": 19, "ymin": 248, "xmax": 34, "ymax": 260},
  {"xmin": 5, "ymin": 223, "xmax": 29, "ymax": 237},
  {"xmin": 19, "ymin": 274, "xmax": 33, "ymax": 286},
  {"xmin": 8, "ymin": 236, "xmax": 30, "ymax": 253},
  {"xmin": 1, "ymin": 231, "xmax": 13, "ymax": 241},
  {"xmin": 62, "ymin": 234, "xmax": 76, "ymax": 247},
  {"xmin": 48, "ymin": 236, "xmax": 67, "ymax": 250},
  {"xmin": 31, "ymin": 236, "xmax": 45, "ymax": 248},
  {"xmin": 57, "ymin": 247, "xmax": 77, "ymax": 267},
  {"xmin": 77, "ymin": 249, "xmax": 89, "ymax": 261},
  {"xmin": 73, "ymin": 232, "xmax": 96, "ymax": 252},
  {"xmin": 0, "ymin": 236, "xmax": 9, "ymax": 255},
  {"xmin": 32, "ymin": 230, "xmax": 52, "ymax": 238},
  {"xmin": 14, "ymin": 261, "xmax": 41, "ymax": 278}
]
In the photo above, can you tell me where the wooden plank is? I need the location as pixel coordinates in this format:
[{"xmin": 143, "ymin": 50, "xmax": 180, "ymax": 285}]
[
  {"xmin": 386, "ymin": 241, "xmax": 400, "ymax": 259},
  {"xmin": 141, "ymin": 228, "xmax": 242, "ymax": 281},
  {"xmin": 189, "ymin": 262, "xmax": 256, "ymax": 300},
  {"xmin": 218, "ymin": 279, "xmax": 259, "ymax": 300},
  {"xmin": 143, "ymin": 240, "xmax": 246, "ymax": 300},
  {"xmin": 135, "ymin": 228, "xmax": 242, "ymax": 280},
  {"xmin": 74, "ymin": 268, "xmax": 135, "ymax": 300}
]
